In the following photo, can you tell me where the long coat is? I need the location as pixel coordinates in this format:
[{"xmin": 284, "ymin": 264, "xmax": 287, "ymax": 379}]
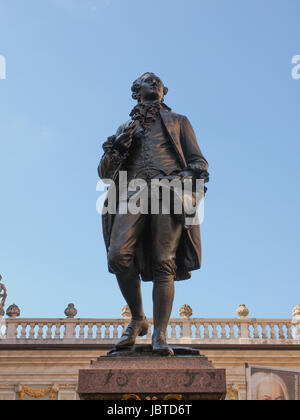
[{"xmin": 98, "ymin": 108, "xmax": 209, "ymax": 281}]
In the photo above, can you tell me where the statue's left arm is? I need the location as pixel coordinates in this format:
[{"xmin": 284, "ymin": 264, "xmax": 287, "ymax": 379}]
[{"xmin": 180, "ymin": 116, "xmax": 209, "ymax": 183}]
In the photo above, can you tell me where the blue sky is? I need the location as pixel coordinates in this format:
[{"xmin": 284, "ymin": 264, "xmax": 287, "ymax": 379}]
[{"xmin": 0, "ymin": 0, "xmax": 299, "ymax": 319}]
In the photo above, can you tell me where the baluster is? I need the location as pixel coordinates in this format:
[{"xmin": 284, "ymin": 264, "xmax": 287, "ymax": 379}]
[
  {"xmin": 46, "ymin": 323, "xmax": 53, "ymax": 339},
  {"xmin": 79, "ymin": 322, "xmax": 85, "ymax": 340},
  {"xmin": 55, "ymin": 322, "xmax": 61, "ymax": 340},
  {"xmin": 220, "ymin": 323, "xmax": 226, "ymax": 339},
  {"xmin": 287, "ymin": 323, "xmax": 293, "ymax": 339},
  {"xmin": 104, "ymin": 323, "xmax": 110, "ymax": 339},
  {"xmin": 113, "ymin": 322, "xmax": 119, "ymax": 339},
  {"xmin": 87, "ymin": 323, "xmax": 94, "ymax": 339},
  {"xmin": 203, "ymin": 323, "xmax": 209, "ymax": 340},
  {"xmin": 253, "ymin": 323, "xmax": 259, "ymax": 339},
  {"xmin": 20, "ymin": 323, "xmax": 27, "ymax": 340},
  {"xmin": 37, "ymin": 323, "xmax": 44, "ymax": 340},
  {"xmin": 278, "ymin": 323, "xmax": 285, "ymax": 340},
  {"xmin": 194, "ymin": 322, "xmax": 201, "ymax": 339},
  {"xmin": 261, "ymin": 323, "xmax": 268, "ymax": 339},
  {"xmin": 29, "ymin": 322, "xmax": 36, "ymax": 339},
  {"xmin": 170, "ymin": 322, "xmax": 177, "ymax": 339},
  {"xmin": 20, "ymin": 322, "xmax": 26, "ymax": 340},
  {"xmin": 228, "ymin": 323, "xmax": 235, "ymax": 339},
  {"xmin": 212, "ymin": 323, "xmax": 218, "ymax": 339},
  {"xmin": 250, "ymin": 323, "xmax": 254, "ymax": 339},
  {"xmin": 270, "ymin": 324, "xmax": 276, "ymax": 340},
  {"xmin": 96, "ymin": 323, "xmax": 103, "ymax": 339}
]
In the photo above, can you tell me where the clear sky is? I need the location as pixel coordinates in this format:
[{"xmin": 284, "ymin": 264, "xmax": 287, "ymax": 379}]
[{"xmin": 0, "ymin": 0, "xmax": 299, "ymax": 320}]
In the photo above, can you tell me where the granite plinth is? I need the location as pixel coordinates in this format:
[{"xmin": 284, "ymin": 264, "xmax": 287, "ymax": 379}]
[{"xmin": 78, "ymin": 349, "xmax": 226, "ymax": 400}]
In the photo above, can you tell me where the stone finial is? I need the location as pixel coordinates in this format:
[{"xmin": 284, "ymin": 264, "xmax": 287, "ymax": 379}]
[
  {"xmin": 179, "ymin": 304, "xmax": 193, "ymax": 319},
  {"xmin": 236, "ymin": 304, "xmax": 249, "ymax": 318},
  {"xmin": 292, "ymin": 305, "xmax": 300, "ymax": 318},
  {"xmin": 6, "ymin": 304, "xmax": 20, "ymax": 318},
  {"xmin": 121, "ymin": 305, "xmax": 131, "ymax": 319},
  {"xmin": 64, "ymin": 303, "xmax": 77, "ymax": 318},
  {"xmin": 0, "ymin": 275, "xmax": 7, "ymax": 317}
]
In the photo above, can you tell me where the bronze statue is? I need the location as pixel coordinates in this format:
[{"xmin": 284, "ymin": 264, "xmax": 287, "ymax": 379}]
[{"xmin": 98, "ymin": 73, "xmax": 209, "ymax": 355}]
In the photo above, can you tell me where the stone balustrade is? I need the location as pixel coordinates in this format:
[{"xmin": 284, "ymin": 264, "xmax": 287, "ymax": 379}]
[{"xmin": 0, "ymin": 316, "xmax": 299, "ymax": 345}]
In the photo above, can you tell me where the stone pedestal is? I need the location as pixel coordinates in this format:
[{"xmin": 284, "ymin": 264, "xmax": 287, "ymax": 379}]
[{"xmin": 78, "ymin": 347, "xmax": 226, "ymax": 400}]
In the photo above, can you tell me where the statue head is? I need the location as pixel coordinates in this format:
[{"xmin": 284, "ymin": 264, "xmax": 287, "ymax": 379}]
[{"xmin": 131, "ymin": 72, "xmax": 168, "ymax": 103}]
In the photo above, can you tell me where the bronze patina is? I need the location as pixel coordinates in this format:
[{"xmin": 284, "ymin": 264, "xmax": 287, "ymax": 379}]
[{"xmin": 98, "ymin": 73, "xmax": 209, "ymax": 355}]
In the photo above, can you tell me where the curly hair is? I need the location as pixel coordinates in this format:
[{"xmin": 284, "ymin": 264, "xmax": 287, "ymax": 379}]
[{"xmin": 131, "ymin": 72, "xmax": 168, "ymax": 102}]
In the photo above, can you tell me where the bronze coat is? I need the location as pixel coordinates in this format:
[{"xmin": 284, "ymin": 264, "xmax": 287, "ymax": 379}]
[{"xmin": 98, "ymin": 108, "xmax": 209, "ymax": 281}]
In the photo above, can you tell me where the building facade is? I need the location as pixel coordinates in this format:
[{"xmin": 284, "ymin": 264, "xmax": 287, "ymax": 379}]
[{"xmin": 1, "ymin": 304, "xmax": 300, "ymax": 400}]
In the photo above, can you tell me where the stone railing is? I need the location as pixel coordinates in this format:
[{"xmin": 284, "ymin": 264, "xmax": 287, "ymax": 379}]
[{"xmin": 1, "ymin": 316, "xmax": 299, "ymax": 345}]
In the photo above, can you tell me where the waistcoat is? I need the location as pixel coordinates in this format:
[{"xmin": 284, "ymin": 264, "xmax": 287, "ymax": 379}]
[{"xmin": 124, "ymin": 116, "xmax": 181, "ymax": 182}]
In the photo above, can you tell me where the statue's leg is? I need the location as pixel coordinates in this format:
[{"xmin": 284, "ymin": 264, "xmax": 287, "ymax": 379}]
[
  {"xmin": 108, "ymin": 212, "xmax": 146, "ymax": 320},
  {"xmin": 108, "ymin": 212, "xmax": 149, "ymax": 348},
  {"xmin": 152, "ymin": 279, "xmax": 175, "ymax": 354},
  {"xmin": 151, "ymin": 213, "xmax": 182, "ymax": 355}
]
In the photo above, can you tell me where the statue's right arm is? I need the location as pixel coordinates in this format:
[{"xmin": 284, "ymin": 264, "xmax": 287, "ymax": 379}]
[{"xmin": 98, "ymin": 124, "xmax": 129, "ymax": 180}]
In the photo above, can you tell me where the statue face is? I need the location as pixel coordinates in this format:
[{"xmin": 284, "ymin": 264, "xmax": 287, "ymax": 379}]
[{"xmin": 139, "ymin": 73, "xmax": 164, "ymax": 103}]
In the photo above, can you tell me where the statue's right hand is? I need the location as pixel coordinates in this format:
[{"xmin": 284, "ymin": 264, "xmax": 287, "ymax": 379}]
[{"xmin": 113, "ymin": 132, "xmax": 133, "ymax": 152}]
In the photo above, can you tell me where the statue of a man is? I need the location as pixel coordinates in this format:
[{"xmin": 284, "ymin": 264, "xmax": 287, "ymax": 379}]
[
  {"xmin": 98, "ymin": 73, "xmax": 209, "ymax": 355},
  {"xmin": 0, "ymin": 275, "xmax": 7, "ymax": 316}
]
